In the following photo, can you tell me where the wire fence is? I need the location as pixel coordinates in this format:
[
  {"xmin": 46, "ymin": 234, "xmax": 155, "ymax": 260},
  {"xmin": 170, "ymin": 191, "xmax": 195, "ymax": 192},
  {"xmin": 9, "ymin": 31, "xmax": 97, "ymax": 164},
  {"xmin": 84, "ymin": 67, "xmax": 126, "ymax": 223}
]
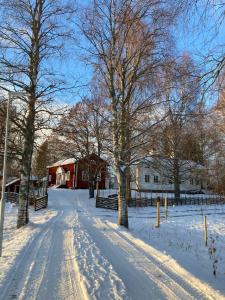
[
  {"xmin": 96, "ymin": 192, "xmax": 225, "ymax": 210},
  {"xmin": 128, "ymin": 196, "xmax": 225, "ymax": 207},
  {"xmin": 132, "ymin": 207, "xmax": 225, "ymax": 219}
]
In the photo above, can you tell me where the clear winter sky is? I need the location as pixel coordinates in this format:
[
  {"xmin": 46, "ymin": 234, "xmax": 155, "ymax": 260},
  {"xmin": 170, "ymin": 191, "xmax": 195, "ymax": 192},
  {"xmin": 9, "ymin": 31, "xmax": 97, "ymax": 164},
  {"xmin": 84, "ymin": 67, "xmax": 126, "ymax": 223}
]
[{"xmin": 57, "ymin": 1, "xmax": 225, "ymax": 106}]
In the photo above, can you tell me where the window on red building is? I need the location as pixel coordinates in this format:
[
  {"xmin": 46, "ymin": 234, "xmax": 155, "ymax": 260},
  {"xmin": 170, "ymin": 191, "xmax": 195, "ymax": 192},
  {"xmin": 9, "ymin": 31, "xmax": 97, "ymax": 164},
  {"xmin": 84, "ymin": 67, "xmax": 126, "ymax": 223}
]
[
  {"xmin": 82, "ymin": 171, "xmax": 89, "ymax": 181},
  {"xmin": 66, "ymin": 171, "xmax": 70, "ymax": 181}
]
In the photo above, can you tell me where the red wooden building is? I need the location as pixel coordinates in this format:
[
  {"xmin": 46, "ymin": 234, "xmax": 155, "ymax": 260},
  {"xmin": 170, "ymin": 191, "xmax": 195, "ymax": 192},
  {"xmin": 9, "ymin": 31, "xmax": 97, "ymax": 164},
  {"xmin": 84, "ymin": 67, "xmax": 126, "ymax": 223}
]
[
  {"xmin": 47, "ymin": 154, "xmax": 108, "ymax": 189},
  {"xmin": 4, "ymin": 176, "xmax": 45, "ymax": 194}
]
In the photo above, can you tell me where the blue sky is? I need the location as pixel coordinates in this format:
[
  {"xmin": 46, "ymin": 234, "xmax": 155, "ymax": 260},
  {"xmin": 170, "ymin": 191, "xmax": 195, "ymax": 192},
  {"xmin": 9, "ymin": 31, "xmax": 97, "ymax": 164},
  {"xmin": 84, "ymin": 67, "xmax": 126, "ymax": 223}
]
[
  {"xmin": 175, "ymin": 4, "xmax": 224, "ymax": 58},
  {"xmin": 57, "ymin": 1, "xmax": 225, "ymax": 105}
]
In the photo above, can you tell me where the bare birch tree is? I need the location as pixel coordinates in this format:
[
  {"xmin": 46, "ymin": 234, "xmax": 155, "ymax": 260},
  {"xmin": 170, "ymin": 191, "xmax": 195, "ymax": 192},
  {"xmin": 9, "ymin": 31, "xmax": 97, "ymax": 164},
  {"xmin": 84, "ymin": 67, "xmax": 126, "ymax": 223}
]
[
  {"xmin": 79, "ymin": 0, "xmax": 175, "ymax": 227},
  {"xmin": 0, "ymin": 0, "xmax": 75, "ymax": 227},
  {"xmin": 56, "ymin": 96, "xmax": 108, "ymax": 197},
  {"xmin": 206, "ymin": 76, "xmax": 225, "ymax": 194},
  {"xmin": 152, "ymin": 55, "xmax": 202, "ymax": 200},
  {"xmin": 180, "ymin": 1, "xmax": 225, "ymax": 88}
]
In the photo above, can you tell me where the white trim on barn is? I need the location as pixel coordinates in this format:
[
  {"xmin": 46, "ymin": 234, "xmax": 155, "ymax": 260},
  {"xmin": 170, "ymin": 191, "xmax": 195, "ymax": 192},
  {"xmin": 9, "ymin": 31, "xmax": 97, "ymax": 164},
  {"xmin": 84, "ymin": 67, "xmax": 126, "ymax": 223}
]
[{"xmin": 56, "ymin": 166, "xmax": 66, "ymax": 185}]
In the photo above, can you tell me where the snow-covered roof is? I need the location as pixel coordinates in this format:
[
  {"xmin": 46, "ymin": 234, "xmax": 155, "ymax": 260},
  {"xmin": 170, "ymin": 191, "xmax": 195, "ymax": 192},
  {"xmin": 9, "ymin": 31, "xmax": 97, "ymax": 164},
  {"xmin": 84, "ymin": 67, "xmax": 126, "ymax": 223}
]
[
  {"xmin": 6, "ymin": 178, "xmax": 20, "ymax": 187},
  {"xmin": 142, "ymin": 155, "xmax": 205, "ymax": 170},
  {"xmin": 5, "ymin": 176, "xmax": 41, "ymax": 187},
  {"xmin": 47, "ymin": 158, "xmax": 76, "ymax": 168}
]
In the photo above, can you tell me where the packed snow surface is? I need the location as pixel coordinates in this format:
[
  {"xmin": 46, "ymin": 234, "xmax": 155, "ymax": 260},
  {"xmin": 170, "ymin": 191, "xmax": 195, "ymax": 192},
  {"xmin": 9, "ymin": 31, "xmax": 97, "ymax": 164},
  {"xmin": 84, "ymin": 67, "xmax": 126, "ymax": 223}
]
[{"xmin": 0, "ymin": 189, "xmax": 225, "ymax": 299}]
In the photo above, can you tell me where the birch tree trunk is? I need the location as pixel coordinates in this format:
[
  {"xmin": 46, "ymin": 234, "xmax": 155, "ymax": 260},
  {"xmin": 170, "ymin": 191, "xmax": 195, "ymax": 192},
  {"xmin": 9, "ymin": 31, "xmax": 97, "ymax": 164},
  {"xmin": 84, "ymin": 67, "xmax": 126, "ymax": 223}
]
[
  {"xmin": 117, "ymin": 170, "xmax": 128, "ymax": 228},
  {"xmin": 174, "ymin": 158, "xmax": 181, "ymax": 204},
  {"xmin": 125, "ymin": 167, "xmax": 131, "ymax": 204},
  {"xmin": 114, "ymin": 99, "xmax": 129, "ymax": 227},
  {"xmin": 16, "ymin": 0, "xmax": 41, "ymax": 227},
  {"xmin": 17, "ymin": 104, "xmax": 35, "ymax": 227}
]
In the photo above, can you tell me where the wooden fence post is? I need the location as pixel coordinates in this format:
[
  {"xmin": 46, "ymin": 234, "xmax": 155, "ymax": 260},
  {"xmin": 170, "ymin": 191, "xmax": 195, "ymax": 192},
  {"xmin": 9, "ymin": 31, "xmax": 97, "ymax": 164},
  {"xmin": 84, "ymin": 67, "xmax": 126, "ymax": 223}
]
[
  {"xmin": 155, "ymin": 197, "xmax": 160, "ymax": 228},
  {"xmin": 164, "ymin": 196, "xmax": 168, "ymax": 219},
  {"xmin": 204, "ymin": 216, "xmax": 207, "ymax": 246}
]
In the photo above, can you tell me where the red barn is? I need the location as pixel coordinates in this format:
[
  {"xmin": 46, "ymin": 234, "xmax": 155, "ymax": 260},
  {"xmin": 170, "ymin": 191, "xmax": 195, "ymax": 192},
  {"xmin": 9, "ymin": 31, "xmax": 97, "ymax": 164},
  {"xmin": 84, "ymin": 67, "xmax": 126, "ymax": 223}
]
[{"xmin": 47, "ymin": 153, "xmax": 108, "ymax": 189}]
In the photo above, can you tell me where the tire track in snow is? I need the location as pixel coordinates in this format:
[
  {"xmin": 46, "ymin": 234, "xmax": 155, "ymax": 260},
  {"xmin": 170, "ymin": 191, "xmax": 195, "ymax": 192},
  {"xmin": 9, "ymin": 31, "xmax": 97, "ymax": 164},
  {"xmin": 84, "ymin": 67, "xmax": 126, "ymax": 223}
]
[
  {"xmin": 72, "ymin": 212, "xmax": 128, "ymax": 300},
  {"xmin": 78, "ymin": 214, "xmax": 186, "ymax": 300},
  {"xmin": 102, "ymin": 220, "xmax": 225, "ymax": 300},
  {"xmin": 0, "ymin": 207, "xmax": 87, "ymax": 300},
  {"xmin": 35, "ymin": 210, "xmax": 88, "ymax": 300},
  {"xmin": 0, "ymin": 211, "xmax": 61, "ymax": 300},
  {"xmin": 18, "ymin": 228, "xmax": 54, "ymax": 300},
  {"xmin": 95, "ymin": 219, "xmax": 200, "ymax": 300},
  {"xmin": 61, "ymin": 228, "xmax": 89, "ymax": 300},
  {"xmin": 76, "ymin": 199, "xmax": 189, "ymax": 299},
  {"xmin": 76, "ymin": 198, "xmax": 173, "ymax": 299}
]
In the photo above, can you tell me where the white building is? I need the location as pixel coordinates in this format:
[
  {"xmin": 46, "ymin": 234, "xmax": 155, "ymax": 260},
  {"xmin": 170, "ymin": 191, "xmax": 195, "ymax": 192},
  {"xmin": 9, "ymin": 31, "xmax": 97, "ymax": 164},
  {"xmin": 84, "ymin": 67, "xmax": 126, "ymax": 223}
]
[{"xmin": 130, "ymin": 156, "xmax": 207, "ymax": 192}]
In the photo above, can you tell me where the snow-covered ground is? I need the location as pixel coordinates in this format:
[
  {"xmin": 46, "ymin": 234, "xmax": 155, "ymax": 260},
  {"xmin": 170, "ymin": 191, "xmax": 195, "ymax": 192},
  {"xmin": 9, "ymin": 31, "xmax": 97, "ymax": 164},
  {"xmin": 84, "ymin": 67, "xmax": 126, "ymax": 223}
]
[
  {"xmin": 128, "ymin": 205, "xmax": 225, "ymax": 292},
  {"xmin": 0, "ymin": 202, "xmax": 57, "ymax": 291},
  {"xmin": 76, "ymin": 190, "xmax": 225, "ymax": 298},
  {"xmin": 0, "ymin": 189, "xmax": 225, "ymax": 299}
]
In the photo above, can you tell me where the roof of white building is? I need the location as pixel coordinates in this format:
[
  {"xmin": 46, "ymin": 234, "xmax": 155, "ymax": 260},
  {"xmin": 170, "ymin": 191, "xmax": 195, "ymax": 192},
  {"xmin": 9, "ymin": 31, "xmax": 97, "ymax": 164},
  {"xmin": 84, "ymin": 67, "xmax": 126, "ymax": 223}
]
[{"xmin": 142, "ymin": 155, "xmax": 205, "ymax": 170}]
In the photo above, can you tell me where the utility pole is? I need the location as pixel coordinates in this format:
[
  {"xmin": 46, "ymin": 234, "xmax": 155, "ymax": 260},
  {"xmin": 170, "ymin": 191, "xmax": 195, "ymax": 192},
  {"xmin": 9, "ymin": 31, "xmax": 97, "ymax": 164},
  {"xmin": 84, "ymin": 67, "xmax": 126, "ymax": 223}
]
[
  {"xmin": 0, "ymin": 92, "xmax": 11, "ymax": 257},
  {"xmin": 0, "ymin": 91, "xmax": 25, "ymax": 256}
]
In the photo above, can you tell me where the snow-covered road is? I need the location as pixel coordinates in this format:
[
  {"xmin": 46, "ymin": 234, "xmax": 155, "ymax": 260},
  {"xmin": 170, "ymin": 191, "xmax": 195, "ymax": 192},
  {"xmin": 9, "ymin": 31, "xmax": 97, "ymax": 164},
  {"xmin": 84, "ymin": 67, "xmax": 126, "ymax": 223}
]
[
  {"xmin": 0, "ymin": 193, "xmax": 87, "ymax": 300},
  {"xmin": 1, "ymin": 189, "xmax": 224, "ymax": 300}
]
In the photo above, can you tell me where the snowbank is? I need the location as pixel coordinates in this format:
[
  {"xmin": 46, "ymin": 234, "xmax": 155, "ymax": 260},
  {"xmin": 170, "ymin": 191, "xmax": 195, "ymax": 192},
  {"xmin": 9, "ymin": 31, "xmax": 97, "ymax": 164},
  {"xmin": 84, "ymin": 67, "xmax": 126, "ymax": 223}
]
[
  {"xmin": 0, "ymin": 203, "xmax": 57, "ymax": 289},
  {"xmin": 74, "ymin": 189, "xmax": 225, "ymax": 296}
]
